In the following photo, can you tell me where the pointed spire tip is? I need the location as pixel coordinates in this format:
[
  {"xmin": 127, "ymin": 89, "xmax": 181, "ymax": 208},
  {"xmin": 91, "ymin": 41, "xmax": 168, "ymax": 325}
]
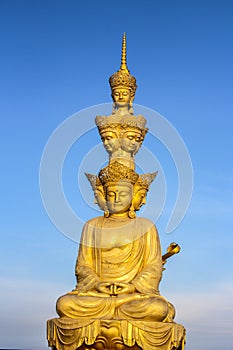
[{"xmin": 120, "ymin": 32, "xmax": 129, "ymax": 72}]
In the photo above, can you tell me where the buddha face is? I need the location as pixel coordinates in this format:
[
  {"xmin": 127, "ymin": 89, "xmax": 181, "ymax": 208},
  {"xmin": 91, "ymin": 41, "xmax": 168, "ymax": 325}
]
[
  {"xmin": 94, "ymin": 188, "xmax": 106, "ymax": 211},
  {"xmin": 112, "ymin": 88, "xmax": 131, "ymax": 108},
  {"xmin": 101, "ymin": 131, "xmax": 119, "ymax": 154},
  {"xmin": 106, "ymin": 183, "xmax": 133, "ymax": 214},
  {"xmin": 132, "ymin": 186, "xmax": 148, "ymax": 211},
  {"xmin": 121, "ymin": 131, "xmax": 142, "ymax": 155}
]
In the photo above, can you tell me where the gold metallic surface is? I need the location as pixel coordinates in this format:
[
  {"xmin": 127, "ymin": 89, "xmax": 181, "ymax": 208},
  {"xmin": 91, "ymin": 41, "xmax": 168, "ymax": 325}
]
[
  {"xmin": 120, "ymin": 33, "xmax": 128, "ymax": 72},
  {"xmin": 109, "ymin": 33, "xmax": 137, "ymax": 101},
  {"xmin": 162, "ymin": 243, "xmax": 181, "ymax": 262},
  {"xmin": 47, "ymin": 35, "xmax": 186, "ymax": 350}
]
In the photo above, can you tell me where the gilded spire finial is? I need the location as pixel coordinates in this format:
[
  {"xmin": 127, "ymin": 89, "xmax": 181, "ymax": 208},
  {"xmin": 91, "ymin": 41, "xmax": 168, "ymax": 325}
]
[
  {"xmin": 120, "ymin": 33, "xmax": 129, "ymax": 72},
  {"xmin": 109, "ymin": 34, "xmax": 137, "ymax": 99}
]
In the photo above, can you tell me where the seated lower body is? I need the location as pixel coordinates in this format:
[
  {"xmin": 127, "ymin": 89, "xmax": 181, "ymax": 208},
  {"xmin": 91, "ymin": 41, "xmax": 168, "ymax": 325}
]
[{"xmin": 56, "ymin": 291, "xmax": 175, "ymax": 322}]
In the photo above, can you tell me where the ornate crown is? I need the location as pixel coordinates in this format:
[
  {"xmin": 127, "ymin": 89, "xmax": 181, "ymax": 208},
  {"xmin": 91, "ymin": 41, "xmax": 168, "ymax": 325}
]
[
  {"xmin": 136, "ymin": 172, "xmax": 158, "ymax": 190},
  {"xmin": 95, "ymin": 114, "xmax": 148, "ymax": 137},
  {"xmin": 85, "ymin": 173, "xmax": 102, "ymax": 190},
  {"xmin": 109, "ymin": 33, "xmax": 137, "ymax": 97},
  {"xmin": 98, "ymin": 161, "xmax": 139, "ymax": 186}
]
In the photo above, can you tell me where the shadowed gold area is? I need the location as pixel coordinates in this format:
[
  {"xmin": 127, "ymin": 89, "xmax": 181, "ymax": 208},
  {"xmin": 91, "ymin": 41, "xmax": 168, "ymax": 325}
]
[{"xmin": 47, "ymin": 34, "xmax": 186, "ymax": 350}]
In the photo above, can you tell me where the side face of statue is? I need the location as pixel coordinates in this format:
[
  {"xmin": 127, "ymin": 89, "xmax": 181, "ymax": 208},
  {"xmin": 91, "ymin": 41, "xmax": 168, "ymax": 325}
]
[
  {"xmin": 100, "ymin": 130, "xmax": 119, "ymax": 155},
  {"xmin": 120, "ymin": 130, "xmax": 142, "ymax": 155},
  {"xmin": 101, "ymin": 128, "xmax": 143, "ymax": 157}
]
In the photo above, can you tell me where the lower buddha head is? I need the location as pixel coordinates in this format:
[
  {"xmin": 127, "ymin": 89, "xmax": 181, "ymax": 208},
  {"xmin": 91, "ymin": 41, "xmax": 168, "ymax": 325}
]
[
  {"xmin": 132, "ymin": 186, "xmax": 148, "ymax": 210},
  {"xmin": 87, "ymin": 164, "xmax": 157, "ymax": 218},
  {"xmin": 94, "ymin": 187, "xmax": 106, "ymax": 211},
  {"xmin": 98, "ymin": 161, "xmax": 138, "ymax": 217},
  {"xmin": 132, "ymin": 172, "xmax": 158, "ymax": 211},
  {"xmin": 105, "ymin": 181, "xmax": 134, "ymax": 214}
]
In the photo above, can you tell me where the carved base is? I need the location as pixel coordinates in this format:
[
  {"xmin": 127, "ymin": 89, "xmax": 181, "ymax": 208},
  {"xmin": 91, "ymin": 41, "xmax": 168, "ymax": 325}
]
[
  {"xmin": 78, "ymin": 320, "xmax": 142, "ymax": 350},
  {"xmin": 47, "ymin": 318, "xmax": 185, "ymax": 350}
]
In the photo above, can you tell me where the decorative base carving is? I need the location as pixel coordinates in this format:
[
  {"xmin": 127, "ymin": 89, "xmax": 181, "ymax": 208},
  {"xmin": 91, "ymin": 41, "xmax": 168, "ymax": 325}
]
[
  {"xmin": 47, "ymin": 318, "xmax": 185, "ymax": 350},
  {"xmin": 78, "ymin": 321, "xmax": 142, "ymax": 350}
]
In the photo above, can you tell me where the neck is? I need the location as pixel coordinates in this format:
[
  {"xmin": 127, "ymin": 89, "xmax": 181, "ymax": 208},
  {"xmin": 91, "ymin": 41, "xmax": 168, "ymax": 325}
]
[
  {"xmin": 109, "ymin": 212, "xmax": 130, "ymax": 219},
  {"xmin": 115, "ymin": 106, "xmax": 131, "ymax": 116}
]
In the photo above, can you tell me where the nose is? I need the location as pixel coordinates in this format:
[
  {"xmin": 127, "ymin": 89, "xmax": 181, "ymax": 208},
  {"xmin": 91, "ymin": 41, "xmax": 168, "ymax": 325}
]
[
  {"xmin": 142, "ymin": 197, "xmax": 146, "ymax": 205},
  {"xmin": 115, "ymin": 192, "xmax": 120, "ymax": 202},
  {"xmin": 119, "ymin": 92, "xmax": 124, "ymax": 100}
]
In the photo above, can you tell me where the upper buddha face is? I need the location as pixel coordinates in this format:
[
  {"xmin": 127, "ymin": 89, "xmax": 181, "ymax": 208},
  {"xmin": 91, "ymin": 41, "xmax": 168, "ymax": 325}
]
[
  {"xmin": 121, "ymin": 130, "xmax": 142, "ymax": 155},
  {"xmin": 101, "ymin": 131, "xmax": 119, "ymax": 154},
  {"xmin": 112, "ymin": 87, "xmax": 131, "ymax": 108},
  {"xmin": 106, "ymin": 183, "xmax": 133, "ymax": 214},
  {"xmin": 132, "ymin": 186, "xmax": 147, "ymax": 211}
]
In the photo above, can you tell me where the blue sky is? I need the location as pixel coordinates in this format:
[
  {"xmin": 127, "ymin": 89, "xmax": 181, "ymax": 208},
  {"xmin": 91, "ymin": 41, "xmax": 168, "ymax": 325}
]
[{"xmin": 1, "ymin": 0, "xmax": 233, "ymax": 349}]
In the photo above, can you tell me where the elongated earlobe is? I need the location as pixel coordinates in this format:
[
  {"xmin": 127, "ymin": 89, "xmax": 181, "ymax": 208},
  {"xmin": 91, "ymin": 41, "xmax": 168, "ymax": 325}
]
[
  {"xmin": 129, "ymin": 101, "xmax": 134, "ymax": 115},
  {"xmin": 112, "ymin": 102, "xmax": 116, "ymax": 115},
  {"xmin": 128, "ymin": 203, "xmax": 136, "ymax": 219},
  {"xmin": 104, "ymin": 210, "xmax": 110, "ymax": 218}
]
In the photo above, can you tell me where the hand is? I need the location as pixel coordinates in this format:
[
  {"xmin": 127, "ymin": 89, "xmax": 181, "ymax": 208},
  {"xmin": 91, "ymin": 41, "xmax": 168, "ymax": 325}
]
[
  {"xmin": 95, "ymin": 282, "xmax": 135, "ymax": 295},
  {"xmin": 95, "ymin": 282, "xmax": 113, "ymax": 295},
  {"xmin": 113, "ymin": 282, "xmax": 135, "ymax": 295}
]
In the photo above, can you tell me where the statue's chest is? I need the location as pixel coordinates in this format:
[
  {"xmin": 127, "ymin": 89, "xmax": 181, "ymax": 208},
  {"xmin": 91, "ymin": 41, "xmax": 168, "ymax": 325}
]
[
  {"xmin": 100, "ymin": 231, "xmax": 133, "ymax": 249},
  {"xmin": 99, "ymin": 220, "xmax": 135, "ymax": 249},
  {"xmin": 101, "ymin": 243, "xmax": 133, "ymax": 271}
]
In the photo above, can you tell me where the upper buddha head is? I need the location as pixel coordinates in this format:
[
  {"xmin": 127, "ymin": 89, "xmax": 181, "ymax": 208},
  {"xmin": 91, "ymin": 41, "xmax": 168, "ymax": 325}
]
[
  {"xmin": 109, "ymin": 33, "xmax": 137, "ymax": 112},
  {"xmin": 120, "ymin": 128, "xmax": 143, "ymax": 156},
  {"xmin": 100, "ymin": 130, "xmax": 120, "ymax": 155}
]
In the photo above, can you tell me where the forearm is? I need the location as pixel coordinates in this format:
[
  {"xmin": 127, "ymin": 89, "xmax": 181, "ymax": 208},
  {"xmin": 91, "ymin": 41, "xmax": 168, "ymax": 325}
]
[
  {"xmin": 75, "ymin": 265, "xmax": 100, "ymax": 292},
  {"xmin": 132, "ymin": 267, "xmax": 162, "ymax": 294}
]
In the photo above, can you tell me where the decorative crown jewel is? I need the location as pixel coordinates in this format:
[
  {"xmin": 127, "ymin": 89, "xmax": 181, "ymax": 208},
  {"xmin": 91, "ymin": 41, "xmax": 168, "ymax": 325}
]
[
  {"xmin": 99, "ymin": 161, "xmax": 139, "ymax": 186},
  {"xmin": 109, "ymin": 33, "xmax": 137, "ymax": 96},
  {"xmin": 136, "ymin": 172, "xmax": 158, "ymax": 189}
]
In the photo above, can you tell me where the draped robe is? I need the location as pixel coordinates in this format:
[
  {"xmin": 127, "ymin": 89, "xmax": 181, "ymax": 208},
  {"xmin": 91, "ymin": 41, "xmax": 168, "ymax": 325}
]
[{"xmin": 56, "ymin": 216, "xmax": 171, "ymax": 322}]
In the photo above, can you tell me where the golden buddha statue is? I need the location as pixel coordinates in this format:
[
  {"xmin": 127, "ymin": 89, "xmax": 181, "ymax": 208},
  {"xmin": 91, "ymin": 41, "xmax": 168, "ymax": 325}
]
[
  {"xmin": 47, "ymin": 34, "xmax": 186, "ymax": 350},
  {"xmin": 57, "ymin": 162, "xmax": 173, "ymax": 322}
]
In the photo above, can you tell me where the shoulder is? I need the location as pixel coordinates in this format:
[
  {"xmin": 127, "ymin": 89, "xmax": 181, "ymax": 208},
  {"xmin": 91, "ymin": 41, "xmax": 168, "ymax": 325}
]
[
  {"xmin": 80, "ymin": 217, "xmax": 104, "ymax": 243},
  {"xmin": 133, "ymin": 217, "xmax": 159, "ymax": 240},
  {"xmin": 136, "ymin": 217, "xmax": 157, "ymax": 230},
  {"xmin": 85, "ymin": 216, "xmax": 103, "ymax": 224},
  {"xmin": 83, "ymin": 216, "xmax": 104, "ymax": 229}
]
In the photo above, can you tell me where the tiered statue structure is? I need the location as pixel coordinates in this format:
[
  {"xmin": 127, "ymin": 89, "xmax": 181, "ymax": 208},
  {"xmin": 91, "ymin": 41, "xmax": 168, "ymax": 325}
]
[{"xmin": 47, "ymin": 34, "xmax": 186, "ymax": 350}]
